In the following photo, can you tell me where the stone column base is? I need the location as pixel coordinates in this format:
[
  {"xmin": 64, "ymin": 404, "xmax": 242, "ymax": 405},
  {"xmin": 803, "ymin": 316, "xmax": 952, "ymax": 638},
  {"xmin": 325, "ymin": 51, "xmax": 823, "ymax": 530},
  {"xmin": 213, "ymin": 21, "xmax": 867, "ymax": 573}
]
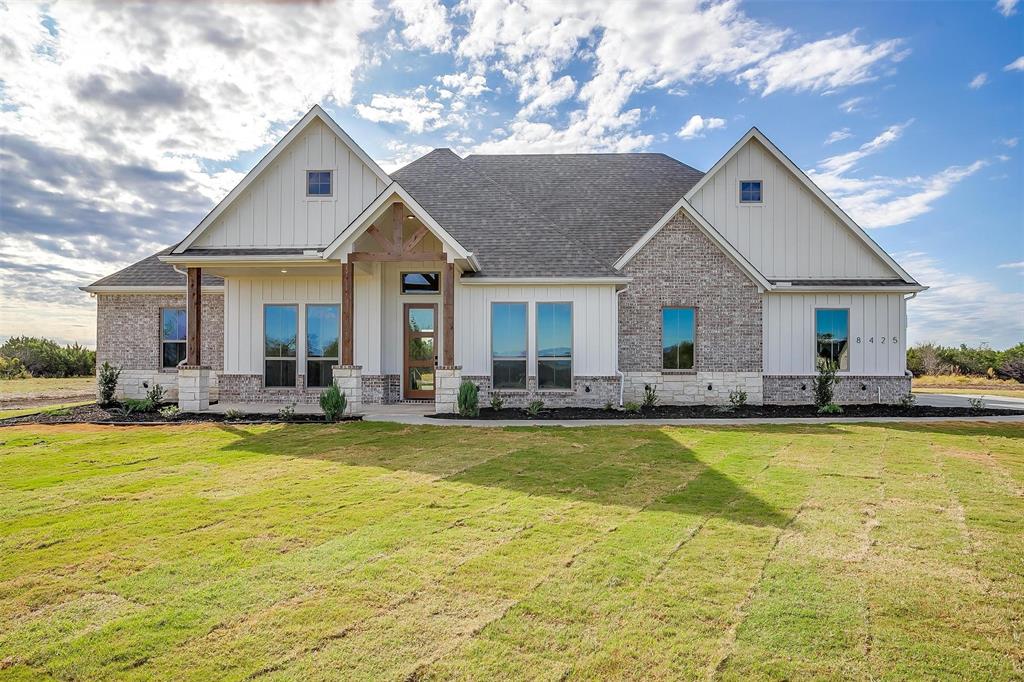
[
  {"xmin": 435, "ymin": 366, "xmax": 462, "ymax": 414},
  {"xmin": 332, "ymin": 365, "xmax": 363, "ymax": 415},
  {"xmin": 178, "ymin": 366, "xmax": 212, "ymax": 412}
]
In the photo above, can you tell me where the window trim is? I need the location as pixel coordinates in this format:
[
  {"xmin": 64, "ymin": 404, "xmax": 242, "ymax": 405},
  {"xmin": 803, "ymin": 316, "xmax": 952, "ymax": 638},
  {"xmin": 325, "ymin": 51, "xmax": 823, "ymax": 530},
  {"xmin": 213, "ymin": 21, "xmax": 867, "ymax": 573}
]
[
  {"xmin": 661, "ymin": 305, "xmax": 698, "ymax": 373},
  {"xmin": 738, "ymin": 179, "xmax": 764, "ymax": 205},
  {"xmin": 305, "ymin": 169, "xmax": 335, "ymax": 200},
  {"xmin": 305, "ymin": 303, "xmax": 340, "ymax": 389},
  {"xmin": 263, "ymin": 303, "xmax": 299, "ymax": 389},
  {"xmin": 813, "ymin": 307, "xmax": 852, "ymax": 374},
  {"xmin": 159, "ymin": 306, "xmax": 187, "ymax": 371},
  {"xmin": 535, "ymin": 301, "xmax": 574, "ymax": 392},
  {"xmin": 400, "ymin": 271, "xmax": 442, "ymax": 295},
  {"xmin": 490, "ymin": 301, "xmax": 529, "ymax": 392}
]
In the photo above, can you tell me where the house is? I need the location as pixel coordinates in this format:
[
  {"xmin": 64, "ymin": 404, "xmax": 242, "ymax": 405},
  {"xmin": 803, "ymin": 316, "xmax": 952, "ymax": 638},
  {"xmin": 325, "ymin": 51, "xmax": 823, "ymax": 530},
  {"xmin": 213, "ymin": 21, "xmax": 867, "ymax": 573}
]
[{"xmin": 82, "ymin": 105, "xmax": 925, "ymax": 413}]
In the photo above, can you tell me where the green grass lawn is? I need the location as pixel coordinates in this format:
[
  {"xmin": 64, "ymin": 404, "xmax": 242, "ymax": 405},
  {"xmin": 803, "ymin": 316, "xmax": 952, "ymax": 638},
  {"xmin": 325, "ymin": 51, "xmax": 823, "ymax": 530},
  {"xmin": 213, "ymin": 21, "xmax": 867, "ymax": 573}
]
[
  {"xmin": 1, "ymin": 422, "xmax": 1021, "ymax": 680},
  {"xmin": 0, "ymin": 376, "xmax": 95, "ymax": 399}
]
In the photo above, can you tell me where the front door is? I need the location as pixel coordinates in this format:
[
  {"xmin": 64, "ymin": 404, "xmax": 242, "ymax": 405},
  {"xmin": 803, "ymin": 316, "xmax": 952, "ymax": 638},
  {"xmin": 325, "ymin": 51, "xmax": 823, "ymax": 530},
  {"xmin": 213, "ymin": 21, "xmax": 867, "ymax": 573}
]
[{"xmin": 403, "ymin": 303, "xmax": 437, "ymax": 400}]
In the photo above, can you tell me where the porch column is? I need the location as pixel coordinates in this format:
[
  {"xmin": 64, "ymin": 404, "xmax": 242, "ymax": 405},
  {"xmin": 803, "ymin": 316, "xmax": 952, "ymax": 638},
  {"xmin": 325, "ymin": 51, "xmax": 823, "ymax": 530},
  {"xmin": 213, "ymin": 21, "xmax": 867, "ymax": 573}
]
[
  {"xmin": 179, "ymin": 266, "xmax": 211, "ymax": 412},
  {"xmin": 442, "ymin": 261, "xmax": 455, "ymax": 367},
  {"xmin": 186, "ymin": 267, "xmax": 201, "ymax": 366},
  {"xmin": 341, "ymin": 261, "xmax": 354, "ymax": 366}
]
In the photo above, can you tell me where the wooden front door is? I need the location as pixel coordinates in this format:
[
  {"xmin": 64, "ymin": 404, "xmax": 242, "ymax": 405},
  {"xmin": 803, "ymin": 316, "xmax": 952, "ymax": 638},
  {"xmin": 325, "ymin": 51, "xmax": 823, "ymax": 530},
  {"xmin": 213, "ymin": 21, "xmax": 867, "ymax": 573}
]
[{"xmin": 403, "ymin": 303, "xmax": 437, "ymax": 400}]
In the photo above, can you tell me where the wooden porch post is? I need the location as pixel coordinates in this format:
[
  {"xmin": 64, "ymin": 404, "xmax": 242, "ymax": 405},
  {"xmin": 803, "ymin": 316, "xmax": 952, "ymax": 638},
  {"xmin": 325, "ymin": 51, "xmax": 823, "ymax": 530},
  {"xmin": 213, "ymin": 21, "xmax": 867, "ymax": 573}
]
[
  {"xmin": 443, "ymin": 262, "xmax": 455, "ymax": 367},
  {"xmin": 186, "ymin": 267, "xmax": 202, "ymax": 366},
  {"xmin": 341, "ymin": 261, "xmax": 354, "ymax": 365}
]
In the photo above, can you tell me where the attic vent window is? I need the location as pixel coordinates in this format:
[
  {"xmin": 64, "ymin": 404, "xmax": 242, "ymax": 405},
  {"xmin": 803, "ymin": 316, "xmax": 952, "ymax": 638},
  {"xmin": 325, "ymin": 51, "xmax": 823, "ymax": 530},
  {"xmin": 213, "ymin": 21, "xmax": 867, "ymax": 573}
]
[
  {"xmin": 740, "ymin": 180, "xmax": 762, "ymax": 203},
  {"xmin": 307, "ymin": 170, "xmax": 333, "ymax": 197}
]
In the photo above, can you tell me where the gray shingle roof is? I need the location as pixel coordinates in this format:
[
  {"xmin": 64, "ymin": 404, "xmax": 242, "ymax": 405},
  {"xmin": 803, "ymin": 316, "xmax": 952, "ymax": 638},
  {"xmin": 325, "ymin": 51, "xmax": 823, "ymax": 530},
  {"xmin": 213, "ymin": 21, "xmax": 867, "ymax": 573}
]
[{"xmin": 86, "ymin": 248, "xmax": 223, "ymax": 289}]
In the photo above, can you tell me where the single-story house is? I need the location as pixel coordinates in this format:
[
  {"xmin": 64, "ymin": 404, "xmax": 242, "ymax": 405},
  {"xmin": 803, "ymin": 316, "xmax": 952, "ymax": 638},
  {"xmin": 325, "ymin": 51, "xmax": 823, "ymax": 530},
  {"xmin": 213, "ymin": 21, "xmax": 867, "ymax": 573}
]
[{"xmin": 82, "ymin": 105, "xmax": 926, "ymax": 413}]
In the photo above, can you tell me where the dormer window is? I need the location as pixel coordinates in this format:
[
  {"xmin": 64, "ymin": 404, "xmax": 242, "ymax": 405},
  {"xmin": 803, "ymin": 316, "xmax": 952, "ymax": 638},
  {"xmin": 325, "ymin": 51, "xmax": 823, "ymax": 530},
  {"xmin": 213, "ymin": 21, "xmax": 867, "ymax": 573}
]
[
  {"xmin": 740, "ymin": 180, "xmax": 762, "ymax": 203},
  {"xmin": 307, "ymin": 170, "xmax": 333, "ymax": 197}
]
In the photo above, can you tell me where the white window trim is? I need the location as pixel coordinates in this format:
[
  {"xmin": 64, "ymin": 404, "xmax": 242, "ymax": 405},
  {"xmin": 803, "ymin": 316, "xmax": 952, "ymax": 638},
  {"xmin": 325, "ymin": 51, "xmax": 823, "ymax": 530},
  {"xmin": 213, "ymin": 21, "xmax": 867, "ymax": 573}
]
[
  {"xmin": 305, "ymin": 168, "xmax": 337, "ymax": 202},
  {"xmin": 535, "ymin": 301, "xmax": 574, "ymax": 392},
  {"xmin": 813, "ymin": 307, "xmax": 852, "ymax": 374},
  {"xmin": 738, "ymin": 179, "xmax": 764, "ymax": 206},
  {"xmin": 263, "ymin": 303, "xmax": 299, "ymax": 388},
  {"xmin": 305, "ymin": 303, "xmax": 340, "ymax": 389},
  {"xmin": 490, "ymin": 301, "xmax": 529, "ymax": 392}
]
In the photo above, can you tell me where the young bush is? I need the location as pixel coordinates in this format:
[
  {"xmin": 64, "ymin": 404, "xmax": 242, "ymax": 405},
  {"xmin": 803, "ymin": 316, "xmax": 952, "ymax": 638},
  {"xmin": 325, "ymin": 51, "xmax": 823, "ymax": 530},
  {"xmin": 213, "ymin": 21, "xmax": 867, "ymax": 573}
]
[
  {"xmin": 457, "ymin": 380, "xmax": 480, "ymax": 417},
  {"xmin": 122, "ymin": 397, "xmax": 154, "ymax": 414},
  {"xmin": 489, "ymin": 394, "xmax": 504, "ymax": 411},
  {"xmin": 278, "ymin": 402, "xmax": 296, "ymax": 421},
  {"xmin": 623, "ymin": 401, "xmax": 641, "ymax": 414},
  {"xmin": 968, "ymin": 396, "xmax": 986, "ymax": 410},
  {"xmin": 159, "ymin": 405, "xmax": 181, "ymax": 420},
  {"xmin": 818, "ymin": 403, "xmax": 843, "ymax": 415},
  {"xmin": 898, "ymin": 392, "xmax": 916, "ymax": 408},
  {"xmin": 224, "ymin": 408, "xmax": 245, "ymax": 421},
  {"xmin": 97, "ymin": 362, "xmax": 121, "ymax": 406},
  {"xmin": 729, "ymin": 388, "xmax": 748, "ymax": 408},
  {"xmin": 526, "ymin": 399, "xmax": 544, "ymax": 417},
  {"xmin": 813, "ymin": 359, "xmax": 840, "ymax": 409},
  {"xmin": 319, "ymin": 384, "xmax": 347, "ymax": 421},
  {"xmin": 0, "ymin": 356, "xmax": 29, "ymax": 379},
  {"xmin": 146, "ymin": 383, "xmax": 166, "ymax": 406},
  {"xmin": 642, "ymin": 384, "xmax": 659, "ymax": 410}
]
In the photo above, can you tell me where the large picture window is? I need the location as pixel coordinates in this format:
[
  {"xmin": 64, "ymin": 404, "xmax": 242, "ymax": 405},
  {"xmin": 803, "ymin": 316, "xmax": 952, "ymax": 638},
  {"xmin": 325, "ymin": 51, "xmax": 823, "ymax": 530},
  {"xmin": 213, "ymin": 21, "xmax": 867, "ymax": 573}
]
[
  {"xmin": 306, "ymin": 304, "xmax": 340, "ymax": 388},
  {"xmin": 264, "ymin": 305, "xmax": 298, "ymax": 387},
  {"xmin": 662, "ymin": 307, "xmax": 695, "ymax": 370},
  {"xmin": 491, "ymin": 302, "xmax": 527, "ymax": 390},
  {"xmin": 815, "ymin": 308, "xmax": 850, "ymax": 371},
  {"xmin": 160, "ymin": 307, "xmax": 187, "ymax": 368},
  {"xmin": 536, "ymin": 302, "xmax": 572, "ymax": 389}
]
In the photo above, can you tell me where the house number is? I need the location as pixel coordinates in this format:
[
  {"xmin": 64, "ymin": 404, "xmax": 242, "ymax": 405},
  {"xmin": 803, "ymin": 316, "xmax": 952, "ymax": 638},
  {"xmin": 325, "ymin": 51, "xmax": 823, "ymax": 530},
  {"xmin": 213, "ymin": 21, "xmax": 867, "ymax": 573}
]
[{"xmin": 856, "ymin": 337, "xmax": 899, "ymax": 344}]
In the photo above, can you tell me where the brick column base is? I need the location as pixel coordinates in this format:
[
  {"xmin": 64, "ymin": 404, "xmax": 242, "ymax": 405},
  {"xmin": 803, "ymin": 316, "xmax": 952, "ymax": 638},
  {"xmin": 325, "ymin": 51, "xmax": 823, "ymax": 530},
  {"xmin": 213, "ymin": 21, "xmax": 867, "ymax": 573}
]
[
  {"xmin": 332, "ymin": 365, "xmax": 363, "ymax": 415},
  {"xmin": 434, "ymin": 366, "xmax": 462, "ymax": 414},
  {"xmin": 178, "ymin": 366, "xmax": 212, "ymax": 412}
]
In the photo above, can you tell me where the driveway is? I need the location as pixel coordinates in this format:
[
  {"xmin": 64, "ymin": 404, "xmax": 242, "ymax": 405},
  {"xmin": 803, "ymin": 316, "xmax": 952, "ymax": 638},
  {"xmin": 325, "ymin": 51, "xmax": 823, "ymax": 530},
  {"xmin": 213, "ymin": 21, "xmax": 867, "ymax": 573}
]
[{"xmin": 914, "ymin": 391, "xmax": 1024, "ymax": 411}]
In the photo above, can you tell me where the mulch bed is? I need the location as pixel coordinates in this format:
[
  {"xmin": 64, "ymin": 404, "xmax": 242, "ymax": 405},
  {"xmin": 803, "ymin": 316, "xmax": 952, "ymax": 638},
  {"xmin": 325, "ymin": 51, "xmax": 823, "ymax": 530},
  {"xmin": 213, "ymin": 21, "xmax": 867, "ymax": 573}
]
[
  {"xmin": 432, "ymin": 404, "xmax": 1021, "ymax": 420},
  {"xmin": 0, "ymin": 403, "xmax": 360, "ymax": 427}
]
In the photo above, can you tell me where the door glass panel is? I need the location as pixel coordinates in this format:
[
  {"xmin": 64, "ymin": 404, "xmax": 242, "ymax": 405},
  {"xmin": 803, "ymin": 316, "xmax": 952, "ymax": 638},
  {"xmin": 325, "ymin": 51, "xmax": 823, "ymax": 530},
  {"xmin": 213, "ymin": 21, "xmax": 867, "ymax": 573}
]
[
  {"xmin": 408, "ymin": 307, "xmax": 435, "ymax": 333},
  {"xmin": 409, "ymin": 337, "xmax": 434, "ymax": 361},
  {"xmin": 409, "ymin": 367, "xmax": 435, "ymax": 391}
]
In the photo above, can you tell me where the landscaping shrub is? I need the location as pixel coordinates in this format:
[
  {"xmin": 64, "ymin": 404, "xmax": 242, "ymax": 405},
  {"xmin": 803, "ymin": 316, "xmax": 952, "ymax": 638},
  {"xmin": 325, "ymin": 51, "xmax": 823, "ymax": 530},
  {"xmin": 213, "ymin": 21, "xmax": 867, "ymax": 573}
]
[
  {"xmin": 813, "ymin": 359, "xmax": 839, "ymax": 409},
  {"xmin": 146, "ymin": 383, "xmax": 166, "ymax": 406},
  {"xmin": 97, "ymin": 362, "xmax": 121, "ymax": 406},
  {"xmin": 122, "ymin": 398, "xmax": 154, "ymax": 414},
  {"xmin": 489, "ymin": 394, "xmax": 504, "ymax": 411},
  {"xmin": 729, "ymin": 388, "xmax": 748, "ymax": 408},
  {"xmin": 818, "ymin": 403, "xmax": 843, "ymax": 415},
  {"xmin": 623, "ymin": 401, "xmax": 641, "ymax": 414},
  {"xmin": 0, "ymin": 336, "xmax": 95, "ymax": 377},
  {"xmin": 278, "ymin": 402, "xmax": 296, "ymax": 421},
  {"xmin": 458, "ymin": 380, "xmax": 479, "ymax": 417},
  {"xmin": 159, "ymin": 405, "xmax": 181, "ymax": 420},
  {"xmin": 319, "ymin": 384, "xmax": 347, "ymax": 421},
  {"xmin": 224, "ymin": 408, "xmax": 245, "ymax": 421},
  {"xmin": 526, "ymin": 399, "xmax": 544, "ymax": 417},
  {"xmin": 0, "ymin": 356, "xmax": 29, "ymax": 379},
  {"xmin": 642, "ymin": 384, "xmax": 659, "ymax": 410}
]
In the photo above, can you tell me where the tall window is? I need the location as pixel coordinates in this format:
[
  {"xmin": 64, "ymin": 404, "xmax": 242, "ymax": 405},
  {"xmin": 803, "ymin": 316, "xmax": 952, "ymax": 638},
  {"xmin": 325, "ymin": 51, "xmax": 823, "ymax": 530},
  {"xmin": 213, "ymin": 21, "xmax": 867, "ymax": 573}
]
[
  {"xmin": 815, "ymin": 308, "xmax": 850, "ymax": 371},
  {"xmin": 306, "ymin": 304, "xmax": 340, "ymax": 388},
  {"xmin": 306, "ymin": 170, "xmax": 332, "ymax": 197},
  {"xmin": 536, "ymin": 302, "xmax": 572, "ymax": 389},
  {"xmin": 264, "ymin": 305, "xmax": 298, "ymax": 387},
  {"xmin": 491, "ymin": 303, "xmax": 527, "ymax": 390},
  {"xmin": 662, "ymin": 307, "xmax": 695, "ymax": 370},
  {"xmin": 160, "ymin": 308, "xmax": 187, "ymax": 368},
  {"xmin": 740, "ymin": 180, "xmax": 762, "ymax": 203}
]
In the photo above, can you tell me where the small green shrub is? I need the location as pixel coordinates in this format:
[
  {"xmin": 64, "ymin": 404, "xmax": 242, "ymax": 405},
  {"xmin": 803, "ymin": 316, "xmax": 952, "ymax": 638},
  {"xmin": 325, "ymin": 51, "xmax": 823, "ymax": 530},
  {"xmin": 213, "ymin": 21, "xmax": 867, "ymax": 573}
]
[
  {"xmin": 278, "ymin": 402, "xmax": 296, "ymax": 421},
  {"xmin": 898, "ymin": 392, "xmax": 916, "ymax": 408},
  {"xmin": 489, "ymin": 394, "xmax": 504, "ymax": 411},
  {"xmin": 146, "ymin": 383, "xmax": 166, "ymax": 406},
  {"xmin": 729, "ymin": 388, "xmax": 748, "ymax": 408},
  {"xmin": 968, "ymin": 396, "xmax": 985, "ymax": 410},
  {"xmin": 159, "ymin": 405, "xmax": 181, "ymax": 420},
  {"xmin": 813, "ymin": 359, "xmax": 840, "ymax": 409},
  {"xmin": 603, "ymin": 401, "xmax": 614, "ymax": 411},
  {"xmin": 817, "ymin": 403, "xmax": 843, "ymax": 415},
  {"xmin": 123, "ymin": 397, "xmax": 154, "ymax": 414},
  {"xmin": 642, "ymin": 384, "xmax": 659, "ymax": 409},
  {"xmin": 525, "ymin": 399, "xmax": 544, "ymax": 417},
  {"xmin": 623, "ymin": 401, "xmax": 641, "ymax": 414},
  {"xmin": 0, "ymin": 356, "xmax": 29, "ymax": 379},
  {"xmin": 98, "ymin": 362, "xmax": 121, "ymax": 406},
  {"xmin": 319, "ymin": 384, "xmax": 347, "ymax": 421},
  {"xmin": 224, "ymin": 408, "xmax": 245, "ymax": 421},
  {"xmin": 458, "ymin": 380, "xmax": 480, "ymax": 417}
]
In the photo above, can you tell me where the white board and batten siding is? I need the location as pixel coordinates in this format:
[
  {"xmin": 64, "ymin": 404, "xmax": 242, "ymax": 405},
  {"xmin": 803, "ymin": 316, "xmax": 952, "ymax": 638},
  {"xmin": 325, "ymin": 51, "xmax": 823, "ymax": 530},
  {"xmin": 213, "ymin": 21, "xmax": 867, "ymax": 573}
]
[
  {"xmin": 455, "ymin": 283, "xmax": 618, "ymax": 377},
  {"xmin": 689, "ymin": 138, "xmax": 895, "ymax": 280},
  {"xmin": 194, "ymin": 119, "xmax": 388, "ymax": 250},
  {"xmin": 763, "ymin": 292, "xmax": 907, "ymax": 376}
]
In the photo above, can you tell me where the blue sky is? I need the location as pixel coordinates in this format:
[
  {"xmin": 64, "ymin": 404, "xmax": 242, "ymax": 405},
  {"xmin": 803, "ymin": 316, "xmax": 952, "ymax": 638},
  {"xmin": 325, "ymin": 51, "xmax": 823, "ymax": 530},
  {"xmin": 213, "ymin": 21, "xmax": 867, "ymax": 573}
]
[{"xmin": 0, "ymin": 0, "xmax": 1021, "ymax": 348}]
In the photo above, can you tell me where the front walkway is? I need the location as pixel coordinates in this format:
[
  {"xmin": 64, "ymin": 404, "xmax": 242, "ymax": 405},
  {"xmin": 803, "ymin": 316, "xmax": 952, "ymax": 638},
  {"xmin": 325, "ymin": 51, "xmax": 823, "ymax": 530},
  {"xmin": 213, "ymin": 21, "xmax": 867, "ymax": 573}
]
[{"xmin": 913, "ymin": 391, "xmax": 1024, "ymax": 411}]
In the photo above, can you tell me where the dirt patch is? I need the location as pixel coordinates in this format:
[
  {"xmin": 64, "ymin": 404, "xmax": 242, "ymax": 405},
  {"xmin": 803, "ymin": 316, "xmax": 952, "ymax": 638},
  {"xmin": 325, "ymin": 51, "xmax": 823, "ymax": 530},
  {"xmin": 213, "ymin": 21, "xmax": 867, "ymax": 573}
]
[
  {"xmin": 0, "ymin": 403, "xmax": 361, "ymax": 427},
  {"xmin": 432, "ymin": 404, "xmax": 1021, "ymax": 420}
]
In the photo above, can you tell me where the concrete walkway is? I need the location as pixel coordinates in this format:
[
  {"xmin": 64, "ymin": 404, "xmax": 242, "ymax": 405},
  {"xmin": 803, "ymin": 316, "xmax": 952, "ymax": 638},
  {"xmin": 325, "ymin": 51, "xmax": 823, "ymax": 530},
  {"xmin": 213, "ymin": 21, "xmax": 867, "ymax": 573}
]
[{"xmin": 914, "ymin": 392, "xmax": 1024, "ymax": 411}]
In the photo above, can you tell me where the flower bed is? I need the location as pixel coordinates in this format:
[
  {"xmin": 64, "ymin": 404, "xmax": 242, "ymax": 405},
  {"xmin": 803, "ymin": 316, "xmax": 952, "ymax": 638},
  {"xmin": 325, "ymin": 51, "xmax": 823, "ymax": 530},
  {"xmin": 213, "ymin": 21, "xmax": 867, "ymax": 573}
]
[{"xmin": 0, "ymin": 403, "xmax": 360, "ymax": 426}]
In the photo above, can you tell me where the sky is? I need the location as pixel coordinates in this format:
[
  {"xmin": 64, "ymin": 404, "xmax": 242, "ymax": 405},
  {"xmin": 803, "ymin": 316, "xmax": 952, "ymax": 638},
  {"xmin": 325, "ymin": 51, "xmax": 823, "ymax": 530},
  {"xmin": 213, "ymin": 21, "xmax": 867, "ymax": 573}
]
[{"xmin": 0, "ymin": 0, "xmax": 1021, "ymax": 349}]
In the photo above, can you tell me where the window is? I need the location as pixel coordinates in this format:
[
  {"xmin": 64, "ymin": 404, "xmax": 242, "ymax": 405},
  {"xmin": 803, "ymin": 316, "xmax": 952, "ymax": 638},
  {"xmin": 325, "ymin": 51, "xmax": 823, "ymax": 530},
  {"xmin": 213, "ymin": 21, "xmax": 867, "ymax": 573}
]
[
  {"xmin": 306, "ymin": 170, "xmax": 332, "ymax": 197},
  {"xmin": 264, "ymin": 305, "xmax": 298, "ymax": 387},
  {"xmin": 536, "ymin": 302, "xmax": 572, "ymax": 389},
  {"xmin": 740, "ymin": 180, "xmax": 762, "ymax": 203},
  {"xmin": 160, "ymin": 307, "xmax": 187, "ymax": 368},
  {"xmin": 662, "ymin": 307, "xmax": 695, "ymax": 370},
  {"xmin": 401, "ymin": 272, "xmax": 440, "ymax": 294},
  {"xmin": 491, "ymin": 303, "xmax": 527, "ymax": 390},
  {"xmin": 815, "ymin": 308, "xmax": 850, "ymax": 371},
  {"xmin": 306, "ymin": 304, "xmax": 340, "ymax": 388}
]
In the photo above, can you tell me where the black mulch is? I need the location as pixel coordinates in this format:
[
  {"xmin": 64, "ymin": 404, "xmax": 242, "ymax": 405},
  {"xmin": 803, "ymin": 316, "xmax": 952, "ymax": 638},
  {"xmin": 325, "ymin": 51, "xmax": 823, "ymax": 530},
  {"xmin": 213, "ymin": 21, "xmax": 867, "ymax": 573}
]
[
  {"xmin": 0, "ymin": 403, "xmax": 361, "ymax": 427},
  {"xmin": 431, "ymin": 404, "xmax": 1021, "ymax": 420}
]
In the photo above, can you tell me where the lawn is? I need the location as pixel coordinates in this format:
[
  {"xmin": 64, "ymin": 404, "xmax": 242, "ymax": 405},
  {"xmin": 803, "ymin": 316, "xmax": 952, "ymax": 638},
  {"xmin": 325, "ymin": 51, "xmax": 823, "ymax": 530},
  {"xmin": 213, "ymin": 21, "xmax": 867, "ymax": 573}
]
[
  {"xmin": 1, "ymin": 422, "xmax": 1021, "ymax": 680},
  {"xmin": 0, "ymin": 376, "xmax": 95, "ymax": 399}
]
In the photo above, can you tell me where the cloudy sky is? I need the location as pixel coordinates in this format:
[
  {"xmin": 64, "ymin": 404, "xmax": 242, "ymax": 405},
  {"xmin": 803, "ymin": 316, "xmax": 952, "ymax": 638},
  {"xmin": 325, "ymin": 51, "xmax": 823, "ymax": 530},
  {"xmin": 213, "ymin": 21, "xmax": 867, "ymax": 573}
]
[{"xmin": 1, "ymin": 0, "xmax": 1022, "ymax": 348}]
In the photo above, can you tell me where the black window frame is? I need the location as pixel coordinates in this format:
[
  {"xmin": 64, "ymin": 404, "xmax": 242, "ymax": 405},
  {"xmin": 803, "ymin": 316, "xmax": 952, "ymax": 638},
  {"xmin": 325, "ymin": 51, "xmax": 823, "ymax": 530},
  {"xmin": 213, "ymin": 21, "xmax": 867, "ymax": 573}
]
[
  {"xmin": 491, "ymin": 302, "xmax": 528, "ymax": 391},
  {"xmin": 400, "ymin": 271, "xmax": 441, "ymax": 295},
  {"xmin": 264, "ymin": 304, "xmax": 298, "ymax": 388},
  {"xmin": 160, "ymin": 307, "xmax": 187, "ymax": 369},
  {"xmin": 662, "ymin": 306, "xmax": 696, "ymax": 371}
]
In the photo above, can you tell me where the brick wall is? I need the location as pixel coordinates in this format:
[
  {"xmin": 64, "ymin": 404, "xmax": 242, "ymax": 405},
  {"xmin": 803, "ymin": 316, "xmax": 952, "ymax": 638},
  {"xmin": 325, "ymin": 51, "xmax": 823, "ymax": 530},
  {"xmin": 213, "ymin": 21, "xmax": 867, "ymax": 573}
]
[
  {"xmin": 462, "ymin": 375, "xmax": 620, "ymax": 409},
  {"xmin": 764, "ymin": 374, "xmax": 911, "ymax": 405}
]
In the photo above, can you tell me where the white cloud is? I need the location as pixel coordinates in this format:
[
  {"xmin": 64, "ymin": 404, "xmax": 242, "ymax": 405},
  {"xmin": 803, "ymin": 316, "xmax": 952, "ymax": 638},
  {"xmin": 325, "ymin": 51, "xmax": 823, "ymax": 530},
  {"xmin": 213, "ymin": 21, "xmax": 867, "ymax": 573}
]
[
  {"xmin": 676, "ymin": 114, "xmax": 726, "ymax": 139},
  {"xmin": 825, "ymin": 128, "xmax": 852, "ymax": 145},
  {"xmin": 1005, "ymin": 56, "xmax": 1024, "ymax": 71},
  {"xmin": 839, "ymin": 96, "xmax": 867, "ymax": 113},
  {"xmin": 355, "ymin": 92, "xmax": 446, "ymax": 133},
  {"xmin": 436, "ymin": 72, "xmax": 490, "ymax": 99},
  {"xmin": 968, "ymin": 72, "xmax": 989, "ymax": 89},
  {"xmin": 815, "ymin": 122, "xmax": 911, "ymax": 175},
  {"xmin": 390, "ymin": 0, "xmax": 452, "ymax": 52},
  {"xmin": 901, "ymin": 252, "xmax": 1024, "ymax": 348},
  {"xmin": 997, "ymin": 261, "xmax": 1024, "ymax": 270},
  {"xmin": 375, "ymin": 140, "xmax": 436, "ymax": 173},
  {"xmin": 738, "ymin": 33, "xmax": 905, "ymax": 96},
  {"xmin": 996, "ymin": 0, "xmax": 1019, "ymax": 16},
  {"xmin": 1000, "ymin": 137, "xmax": 1019, "ymax": 148}
]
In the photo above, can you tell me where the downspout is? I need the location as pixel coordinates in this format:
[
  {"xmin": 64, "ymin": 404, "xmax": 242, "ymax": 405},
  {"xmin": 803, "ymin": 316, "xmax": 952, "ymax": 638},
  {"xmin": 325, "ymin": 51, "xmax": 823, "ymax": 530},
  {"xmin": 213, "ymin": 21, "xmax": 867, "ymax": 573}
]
[
  {"xmin": 902, "ymin": 291, "xmax": 918, "ymax": 382},
  {"xmin": 615, "ymin": 285, "xmax": 626, "ymax": 406}
]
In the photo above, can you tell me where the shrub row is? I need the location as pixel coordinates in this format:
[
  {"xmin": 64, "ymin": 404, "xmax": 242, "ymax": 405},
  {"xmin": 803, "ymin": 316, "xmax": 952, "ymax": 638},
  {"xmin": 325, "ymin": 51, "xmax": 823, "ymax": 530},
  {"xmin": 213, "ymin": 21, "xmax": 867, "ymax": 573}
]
[
  {"xmin": 907, "ymin": 342, "xmax": 1024, "ymax": 381},
  {"xmin": 0, "ymin": 336, "xmax": 95, "ymax": 378}
]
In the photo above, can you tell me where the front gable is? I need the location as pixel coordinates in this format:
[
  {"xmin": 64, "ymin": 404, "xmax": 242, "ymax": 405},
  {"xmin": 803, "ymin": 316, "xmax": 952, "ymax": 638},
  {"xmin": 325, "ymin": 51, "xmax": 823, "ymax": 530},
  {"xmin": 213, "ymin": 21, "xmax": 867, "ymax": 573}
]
[
  {"xmin": 686, "ymin": 129, "xmax": 914, "ymax": 282},
  {"xmin": 175, "ymin": 106, "xmax": 389, "ymax": 253}
]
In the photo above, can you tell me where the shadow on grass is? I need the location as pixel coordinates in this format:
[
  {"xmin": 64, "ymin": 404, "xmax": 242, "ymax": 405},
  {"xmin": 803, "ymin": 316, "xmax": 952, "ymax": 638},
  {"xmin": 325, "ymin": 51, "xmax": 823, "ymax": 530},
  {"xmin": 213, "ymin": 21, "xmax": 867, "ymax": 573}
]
[{"xmin": 211, "ymin": 422, "xmax": 792, "ymax": 528}]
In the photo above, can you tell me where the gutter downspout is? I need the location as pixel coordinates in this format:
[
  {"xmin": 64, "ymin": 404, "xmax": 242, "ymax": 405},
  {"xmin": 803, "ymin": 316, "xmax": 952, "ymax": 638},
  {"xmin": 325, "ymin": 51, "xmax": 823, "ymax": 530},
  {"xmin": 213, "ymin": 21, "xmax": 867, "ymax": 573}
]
[
  {"xmin": 903, "ymin": 291, "xmax": 918, "ymax": 381},
  {"xmin": 615, "ymin": 285, "xmax": 626, "ymax": 406}
]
